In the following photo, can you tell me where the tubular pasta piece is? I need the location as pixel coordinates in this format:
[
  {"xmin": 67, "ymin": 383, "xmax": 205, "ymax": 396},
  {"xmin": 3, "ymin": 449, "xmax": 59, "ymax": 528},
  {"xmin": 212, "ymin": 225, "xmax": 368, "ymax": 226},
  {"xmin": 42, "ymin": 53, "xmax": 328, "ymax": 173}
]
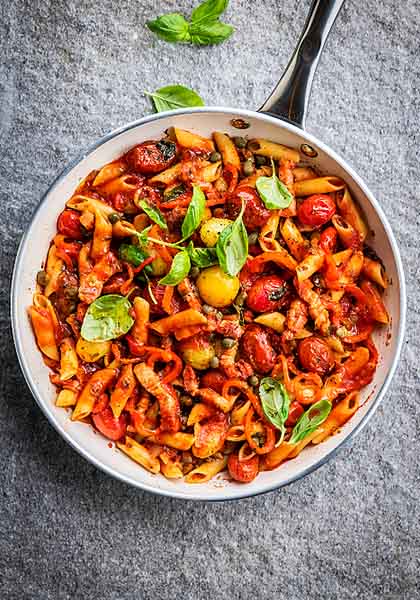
[
  {"xmin": 196, "ymin": 388, "xmax": 234, "ymax": 413},
  {"xmin": 231, "ymin": 400, "xmax": 251, "ymax": 425},
  {"xmin": 263, "ymin": 441, "xmax": 297, "ymax": 470},
  {"xmin": 148, "ymin": 432, "xmax": 195, "ymax": 451},
  {"xmin": 67, "ymin": 195, "xmax": 116, "ymax": 217},
  {"xmin": 311, "ymin": 392, "xmax": 359, "ymax": 444},
  {"xmin": 337, "ymin": 187, "xmax": 368, "ymax": 241},
  {"xmin": 200, "ymin": 161, "xmax": 222, "ymax": 183},
  {"xmin": 134, "ymin": 363, "xmax": 181, "ymax": 432},
  {"xmin": 332, "ymin": 215, "xmax": 360, "ymax": 249},
  {"xmin": 149, "ymin": 162, "xmax": 183, "ymax": 185},
  {"xmin": 29, "ymin": 295, "xmax": 59, "ymax": 361},
  {"xmin": 292, "ymin": 166, "xmax": 316, "ymax": 181},
  {"xmin": 259, "ymin": 211, "xmax": 280, "ymax": 252},
  {"xmin": 213, "ymin": 132, "xmax": 241, "ymax": 168},
  {"xmin": 187, "ymin": 403, "xmax": 215, "ymax": 426},
  {"xmin": 184, "ymin": 455, "xmax": 228, "ymax": 483},
  {"xmin": 59, "ymin": 338, "xmax": 78, "ymax": 381},
  {"xmin": 296, "ymin": 249, "xmax": 324, "ymax": 282},
  {"xmin": 56, "ymin": 389, "xmax": 78, "ymax": 407},
  {"xmin": 247, "ymin": 138, "xmax": 300, "ymax": 163},
  {"xmin": 149, "ymin": 309, "xmax": 207, "ymax": 335},
  {"xmin": 44, "ymin": 245, "xmax": 64, "ymax": 297},
  {"xmin": 91, "ymin": 209, "xmax": 112, "ymax": 261},
  {"xmin": 130, "ymin": 297, "xmax": 150, "ymax": 344},
  {"xmin": 174, "ymin": 128, "xmax": 214, "ymax": 152},
  {"xmin": 362, "ymin": 257, "xmax": 387, "ymax": 288},
  {"xmin": 226, "ymin": 425, "xmax": 246, "ymax": 442},
  {"xmin": 78, "ymin": 251, "xmax": 121, "ymax": 304},
  {"xmin": 360, "ymin": 280, "xmax": 389, "ymax": 324},
  {"xmin": 160, "ymin": 457, "xmax": 183, "ymax": 479},
  {"xmin": 250, "ymin": 250, "xmax": 298, "ymax": 273},
  {"xmin": 254, "ymin": 312, "xmax": 286, "ymax": 333},
  {"xmin": 72, "ymin": 367, "xmax": 117, "ymax": 421},
  {"xmin": 92, "ymin": 159, "xmax": 127, "ymax": 187},
  {"xmin": 294, "ymin": 176, "xmax": 345, "ymax": 197},
  {"xmin": 281, "ymin": 218, "xmax": 308, "ymax": 261},
  {"xmin": 117, "ymin": 437, "xmax": 160, "ymax": 474},
  {"xmin": 110, "ymin": 364, "xmax": 136, "ymax": 418},
  {"xmin": 97, "ymin": 174, "xmax": 139, "ymax": 198}
]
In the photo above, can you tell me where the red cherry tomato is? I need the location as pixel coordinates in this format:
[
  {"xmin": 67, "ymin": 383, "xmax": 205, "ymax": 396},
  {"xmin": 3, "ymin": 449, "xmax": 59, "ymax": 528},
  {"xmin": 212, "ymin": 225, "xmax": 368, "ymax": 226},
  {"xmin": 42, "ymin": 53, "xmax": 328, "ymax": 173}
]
[
  {"xmin": 320, "ymin": 226, "xmax": 338, "ymax": 253},
  {"xmin": 201, "ymin": 370, "xmax": 226, "ymax": 394},
  {"xmin": 92, "ymin": 407, "xmax": 127, "ymax": 441},
  {"xmin": 285, "ymin": 401, "xmax": 305, "ymax": 427},
  {"xmin": 241, "ymin": 325, "xmax": 277, "ymax": 374},
  {"xmin": 227, "ymin": 453, "xmax": 259, "ymax": 483},
  {"xmin": 298, "ymin": 194, "xmax": 336, "ymax": 228},
  {"xmin": 246, "ymin": 275, "xmax": 289, "ymax": 313},
  {"xmin": 125, "ymin": 140, "xmax": 177, "ymax": 175},
  {"xmin": 298, "ymin": 337, "xmax": 334, "ymax": 376},
  {"xmin": 226, "ymin": 186, "xmax": 270, "ymax": 232},
  {"xmin": 57, "ymin": 209, "xmax": 83, "ymax": 239}
]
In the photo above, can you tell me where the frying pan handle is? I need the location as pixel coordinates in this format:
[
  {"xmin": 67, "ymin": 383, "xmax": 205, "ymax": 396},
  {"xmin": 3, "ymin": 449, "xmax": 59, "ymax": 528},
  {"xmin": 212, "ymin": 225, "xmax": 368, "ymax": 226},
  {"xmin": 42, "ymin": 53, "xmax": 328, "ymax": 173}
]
[{"xmin": 259, "ymin": 0, "xmax": 345, "ymax": 128}]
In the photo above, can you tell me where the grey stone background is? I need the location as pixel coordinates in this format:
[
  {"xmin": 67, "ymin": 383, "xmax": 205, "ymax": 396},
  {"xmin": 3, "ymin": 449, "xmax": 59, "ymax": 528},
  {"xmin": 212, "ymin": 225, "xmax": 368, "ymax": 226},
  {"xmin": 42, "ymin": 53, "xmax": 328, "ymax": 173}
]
[{"xmin": 1, "ymin": 0, "xmax": 419, "ymax": 598}]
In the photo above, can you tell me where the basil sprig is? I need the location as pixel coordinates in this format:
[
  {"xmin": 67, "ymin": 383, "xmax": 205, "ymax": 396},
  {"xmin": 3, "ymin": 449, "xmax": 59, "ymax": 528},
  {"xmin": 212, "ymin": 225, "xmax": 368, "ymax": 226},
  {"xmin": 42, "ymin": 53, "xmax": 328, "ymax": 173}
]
[
  {"xmin": 119, "ymin": 243, "xmax": 149, "ymax": 267},
  {"xmin": 181, "ymin": 185, "xmax": 206, "ymax": 240},
  {"xmin": 145, "ymin": 85, "xmax": 204, "ymax": 113},
  {"xmin": 216, "ymin": 201, "xmax": 248, "ymax": 276},
  {"xmin": 259, "ymin": 378, "xmax": 290, "ymax": 443},
  {"xmin": 188, "ymin": 242, "xmax": 218, "ymax": 268},
  {"xmin": 138, "ymin": 200, "xmax": 167, "ymax": 229},
  {"xmin": 289, "ymin": 400, "xmax": 332, "ymax": 444},
  {"xmin": 81, "ymin": 295, "xmax": 134, "ymax": 342},
  {"xmin": 147, "ymin": 0, "xmax": 234, "ymax": 46},
  {"xmin": 159, "ymin": 250, "xmax": 191, "ymax": 286},
  {"xmin": 256, "ymin": 159, "xmax": 294, "ymax": 210}
]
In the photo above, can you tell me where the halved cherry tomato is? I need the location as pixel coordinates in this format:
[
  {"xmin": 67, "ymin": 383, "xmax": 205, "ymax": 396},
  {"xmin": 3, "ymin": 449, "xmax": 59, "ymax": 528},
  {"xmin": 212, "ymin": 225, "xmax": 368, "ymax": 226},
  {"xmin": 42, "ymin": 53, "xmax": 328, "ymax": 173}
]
[
  {"xmin": 92, "ymin": 407, "xmax": 127, "ymax": 441},
  {"xmin": 57, "ymin": 209, "xmax": 83, "ymax": 239},
  {"xmin": 227, "ymin": 453, "xmax": 259, "ymax": 483},
  {"xmin": 320, "ymin": 226, "xmax": 338, "ymax": 253},
  {"xmin": 241, "ymin": 325, "xmax": 277, "ymax": 374},
  {"xmin": 298, "ymin": 337, "xmax": 334, "ymax": 376},
  {"xmin": 125, "ymin": 140, "xmax": 177, "ymax": 175},
  {"xmin": 226, "ymin": 186, "xmax": 270, "ymax": 232},
  {"xmin": 201, "ymin": 370, "xmax": 226, "ymax": 394},
  {"xmin": 298, "ymin": 194, "xmax": 336, "ymax": 228},
  {"xmin": 246, "ymin": 274, "xmax": 289, "ymax": 313},
  {"xmin": 285, "ymin": 401, "xmax": 305, "ymax": 427}
]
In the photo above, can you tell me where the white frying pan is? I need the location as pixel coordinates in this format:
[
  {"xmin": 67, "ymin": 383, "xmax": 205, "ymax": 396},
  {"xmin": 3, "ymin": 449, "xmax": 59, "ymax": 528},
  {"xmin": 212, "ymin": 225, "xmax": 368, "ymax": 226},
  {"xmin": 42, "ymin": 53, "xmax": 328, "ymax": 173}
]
[{"xmin": 11, "ymin": 0, "xmax": 406, "ymax": 501}]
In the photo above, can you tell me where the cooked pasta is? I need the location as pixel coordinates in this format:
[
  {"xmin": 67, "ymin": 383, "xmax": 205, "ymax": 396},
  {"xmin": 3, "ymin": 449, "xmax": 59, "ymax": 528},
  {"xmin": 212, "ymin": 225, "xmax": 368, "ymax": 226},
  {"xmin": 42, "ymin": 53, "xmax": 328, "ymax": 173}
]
[{"xmin": 29, "ymin": 129, "xmax": 387, "ymax": 484}]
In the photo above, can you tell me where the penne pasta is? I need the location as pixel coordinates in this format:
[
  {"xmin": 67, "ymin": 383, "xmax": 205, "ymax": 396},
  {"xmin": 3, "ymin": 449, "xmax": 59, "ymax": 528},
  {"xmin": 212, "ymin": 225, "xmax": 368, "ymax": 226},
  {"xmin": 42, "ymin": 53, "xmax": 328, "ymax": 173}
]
[
  {"xmin": 362, "ymin": 256, "xmax": 387, "ymax": 288},
  {"xmin": 117, "ymin": 437, "xmax": 160, "ymax": 474},
  {"xmin": 247, "ymin": 138, "xmax": 300, "ymax": 163},
  {"xmin": 213, "ymin": 132, "xmax": 241, "ymax": 168},
  {"xmin": 337, "ymin": 187, "xmax": 368, "ymax": 241},
  {"xmin": 254, "ymin": 312, "xmax": 286, "ymax": 333},
  {"xmin": 281, "ymin": 218, "xmax": 308, "ymax": 261},
  {"xmin": 311, "ymin": 392, "xmax": 359, "ymax": 444},
  {"xmin": 44, "ymin": 245, "xmax": 64, "ymax": 297},
  {"xmin": 56, "ymin": 389, "xmax": 78, "ymax": 408},
  {"xmin": 185, "ymin": 455, "xmax": 228, "ymax": 483},
  {"xmin": 28, "ymin": 294, "xmax": 59, "ymax": 361},
  {"xmin": 174, "ymin": 127, "xmax": 214, "ymax": 152},
  {"xmin": 72, "ymin": 367, "xmax": 117, "ymax": 421},
  {"xmin": 59, "ymin": 338, "xmax": 78, "ymax": 381},
  {"xmin": 292, "ymin": 166, "xmax": 317, "ymax": 181},
  {"xmin": 294, "ymin": 176, "xmax": 345, "ymax": 197},
  {"xmin": 92, "ymin": 159, "xmax": 127, "ymax": 186}
]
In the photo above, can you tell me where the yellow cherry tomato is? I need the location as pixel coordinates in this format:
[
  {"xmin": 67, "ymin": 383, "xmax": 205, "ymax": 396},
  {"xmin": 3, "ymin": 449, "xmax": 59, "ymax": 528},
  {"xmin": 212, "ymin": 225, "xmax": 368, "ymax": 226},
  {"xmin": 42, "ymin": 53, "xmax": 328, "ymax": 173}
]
[
  {"xmin": 197, "ymin": 265, "xmax": 240, "ymax": 308},
  {"xmin": 199, "ymin": 217, "xmax": 233, "ymax": 248}
]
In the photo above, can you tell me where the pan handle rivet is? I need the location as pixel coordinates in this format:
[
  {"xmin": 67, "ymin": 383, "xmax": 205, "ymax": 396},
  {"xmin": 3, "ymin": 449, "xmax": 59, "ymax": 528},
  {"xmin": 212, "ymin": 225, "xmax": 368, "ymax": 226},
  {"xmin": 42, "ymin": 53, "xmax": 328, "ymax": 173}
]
[{"xmin": 301, "ymin": 143, "xmax": 318, "ymax": 158}]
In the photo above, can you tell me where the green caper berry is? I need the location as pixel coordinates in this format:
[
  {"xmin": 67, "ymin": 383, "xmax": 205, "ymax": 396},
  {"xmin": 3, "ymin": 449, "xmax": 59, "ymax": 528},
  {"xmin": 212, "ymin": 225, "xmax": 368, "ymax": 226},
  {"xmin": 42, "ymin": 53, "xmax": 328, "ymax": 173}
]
[
  {"xmin": 233, "ymin": 136, "xmax": 247, "ymax": 149},
  {"xmin": 109, "ymin": 213, "xmax": 120, "ymax": 224},
  {"xmin": 202, "ymin": 304, "xmax": 215, "ymax": 314},
  {"xmin": 210, "ymin": 356, "xmax": 220, "ymax": 369},
  {"xmin": 190, "ymin": 266, "xmax": 200, "ymax": 279},
  {"xmin": 222, "ymin": 337, "xmax": 235, "ymax": 349},
  {"xmin": 209, "ymin": 151, "xmax": 222, "ymax": 163},
  {"xmin": 248, "ymin": 375, "xmax": 259, "ymax": 387},
  {"xmin": 243, "ymin": 159, "xmax": 255, "ymax": 177},
  {"xmin": 248, "ymin": 232, "xmax": 258, "ymax": 245},
  {"xmin": 255, "ymin": 155, "xmax": 267, "ymax": 167},
  {"xmin": 36, "ymin": 270, "xmax": 49, "ymax": 288}
]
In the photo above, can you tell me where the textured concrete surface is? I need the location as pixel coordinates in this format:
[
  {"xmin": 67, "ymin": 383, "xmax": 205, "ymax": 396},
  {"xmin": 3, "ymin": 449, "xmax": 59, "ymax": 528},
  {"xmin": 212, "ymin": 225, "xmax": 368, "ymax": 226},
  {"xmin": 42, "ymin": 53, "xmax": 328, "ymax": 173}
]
[{"xmin": 1, "ymin": 1, "xmax": 419, "ymax": 598}]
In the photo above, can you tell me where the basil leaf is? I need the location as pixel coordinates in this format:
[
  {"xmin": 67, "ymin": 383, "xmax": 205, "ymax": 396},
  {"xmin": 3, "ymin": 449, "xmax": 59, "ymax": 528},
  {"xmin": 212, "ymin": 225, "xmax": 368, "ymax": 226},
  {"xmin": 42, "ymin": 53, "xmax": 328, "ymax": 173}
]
[
  {"xmin": 163, "ymin": 183, "xmax": 186, "ymax": 203},
  {"xmin": 138, "ymin": 200, "xmax": 167, "ymax": 229},
  {"xmin": 259, "ymin": 377, "xmax": 290, "ymax": 442},
  {"xmin": 181, "ymin": 185, "xmax": 206, "ymax": 240},
  {"xmin": 118, "ymin": 243, "xmax": 149, "ymax": 266},
  {"xmin": 191, "ymin": 0, "xmax": 229, "ymax": 23},
  {"xmin": 136, "ymin": 225, "xmax": 152, "ymax": 247},
  {"xmin": 256, "ymin": 159, "xmax": 293, "ymax": 210},
  {"xmin": 145, "ymin": 85, "xmax": 204, "ymax": 113},
  {"xmin": 188, "ymin": 242, "xmax": 218, "ymax": 268},
  {"xmin": 189, "ymin": 20, "xmax": 233, "ymax": 45},
  {"xmin": 289, "ymin": 399, "xmax": 332, "ymax": 444},
  {"xmin": 216, "ymin": 201, "xmax": 248, "ymax": 276},
  {"xmin": 146, "ymin": 13, "xmax": 191, "ymax": 43},
  {"xmin": 81, "ymin": 295, "xmax": 134, "ymax": 342},
  {"xmin": 159, "ymin": 250, "xmax": 191, "ymax": 286}
]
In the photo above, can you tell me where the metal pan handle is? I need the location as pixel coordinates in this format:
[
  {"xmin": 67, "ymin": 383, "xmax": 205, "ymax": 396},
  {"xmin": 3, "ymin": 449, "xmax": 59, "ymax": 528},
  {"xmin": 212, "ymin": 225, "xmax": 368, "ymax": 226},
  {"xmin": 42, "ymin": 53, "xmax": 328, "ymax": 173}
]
[{"xmin": 259, "ymin": 0, "xmax": 345, "ymax": 129}]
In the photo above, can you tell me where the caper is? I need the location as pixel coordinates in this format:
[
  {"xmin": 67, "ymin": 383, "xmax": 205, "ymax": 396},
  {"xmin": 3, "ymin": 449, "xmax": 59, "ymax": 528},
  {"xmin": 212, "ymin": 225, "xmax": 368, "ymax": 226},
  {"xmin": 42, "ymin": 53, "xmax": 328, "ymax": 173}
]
[
  {"xmin": 209, "ymin": 151, "xmax": 222, "ymax": 163},
  {"xmin": 233, "ymin": 136, "xmax": 247, "ymax": 149},
  {"xmin": 248, "ymin": 375, "xmax": 259, "ymax": 387},
  {"xmin": 64, "ymin": 286, "xmax": 79, "ymax": 299},
  {"xmin": 36, "ymin": 270, "xmax": 49, "ymax": 288},
  {"xmin": 255, "ymin": 155, "xmax": 267, "ymax": 167},
  {"xmin": 190, "ymin": 266, "xmax": 200, "ymax": 279},
  {"xmin": 210, "ymin": 356, "xmax": 220, "ymax": 369},
  {"xmin": 202, "ymin": 304, "xmax": 215, "ymax": 314},
  {"xmin": 222, "ymin": 337, "xmax": 235, "ymax": 349},
  {"xmin": 248, "ymin": 232, "xmax": 258, "ymax": 245},
  {"xmin": 243, "ymin": 159, "xmax": 255, "ymax": 177},
  {"xmin": 109, "ymin": 213, "xmax": 120, "ymax": 224}
]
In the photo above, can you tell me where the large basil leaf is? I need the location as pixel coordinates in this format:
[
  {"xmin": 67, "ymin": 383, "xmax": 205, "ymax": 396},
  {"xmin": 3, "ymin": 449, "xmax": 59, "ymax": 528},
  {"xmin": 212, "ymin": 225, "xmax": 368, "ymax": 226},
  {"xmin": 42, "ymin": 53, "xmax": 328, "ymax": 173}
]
[
  {"xmin": 259, "ymin": 377, "xmax": 290, "ymax": 442},
  {"xmin": 216, "ymin": 201, "xmax": 248, "ymax": 276},
  {"xmin": 159, "ymin": 250, "xmax": 191, "ymax": 286},
  {"xmin": 146, "ymin": 13, "xmax": 191, "ymax": 43},
  {"xmin": 189, "ymin": 21, "xmax": 233, "ymax": 45},
  {"xmin": 289, "ymin": 399, "xmax": 332, "ymax": 444},
  {"xmin": 181, "ymin": 185, "xmax": 206, "ymax": 240},
  {"xmin": 81, "ymin": 295, "xmax": 134, "ymax": 342},
  {"xmin": 145, "ymin": 85, "xmax": 204, "ymax": 113},
  {"xmin": 188, "ymin": 242, "xmax": 218, "ymax": 268},
  {"xmin": 138, "ymin": 200, "xmax": 167, "ymax": 229},
  {"xmin": 191, "ymin": 0, "xmax": 229, "ymax": 23},
  {"xmin": 256, "ymin": 159, "xmax": 293, "ymax": 210},
  {"xmin": 118, "ymin": 243, "xmax": 149, "ymax": 266}
]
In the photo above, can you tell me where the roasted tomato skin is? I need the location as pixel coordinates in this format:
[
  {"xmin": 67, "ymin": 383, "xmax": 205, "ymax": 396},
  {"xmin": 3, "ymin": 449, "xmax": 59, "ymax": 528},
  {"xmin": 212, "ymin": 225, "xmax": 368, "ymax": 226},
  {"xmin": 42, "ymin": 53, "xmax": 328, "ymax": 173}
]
[
  {"xmin": 298, "ymin": 337, "xmax": 334, "ymax": 376},
  {"xmin": 241, "ymin": 325, "xmax": 277, "ymax": 374},
  {"xmin": 285, "ymin": 401, "xmax": 305, "ymax": 427},
  {"xmin": 57, "ymin": 209, "xmax": 83, "ymax": 240},
  {"xmin": 319, "ymin": 226, "xmax": 338, "ymax": 253},
  {"xmin": 297, "ymin": 194, "xmax": 336, "ymax": 228},
  {"xmin": 228, "ymin": 453, "xmax": 259, "ymax": 483},
  {"xmin": 143, "ymin": 282, "xmax": 184, "ymax": 316},
  {"xmin": 92, "ymin": 407, "xmax": 127, "ymax": 441},
  {"xmin": 226, "ymin": 186, "xmax": 270, "ymax": 232},
  {"xmin": 125, "ymin": 140, "xmax": 177, "ymax": 175},
  {"xmin": 246, "ymin": 275, "xmax": 289, "ymax": 313},
  {"xmin": 200, "ymin": 370, "xmax": 226, "ymax": 395}
]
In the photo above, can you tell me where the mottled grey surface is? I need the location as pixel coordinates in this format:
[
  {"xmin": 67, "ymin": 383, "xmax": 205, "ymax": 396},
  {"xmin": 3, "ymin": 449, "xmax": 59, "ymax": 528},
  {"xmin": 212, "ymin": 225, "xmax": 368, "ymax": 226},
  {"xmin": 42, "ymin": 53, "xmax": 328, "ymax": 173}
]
[{"xmin": 1, "ymin": 0, "xmax": 419, "ymax": 598}]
